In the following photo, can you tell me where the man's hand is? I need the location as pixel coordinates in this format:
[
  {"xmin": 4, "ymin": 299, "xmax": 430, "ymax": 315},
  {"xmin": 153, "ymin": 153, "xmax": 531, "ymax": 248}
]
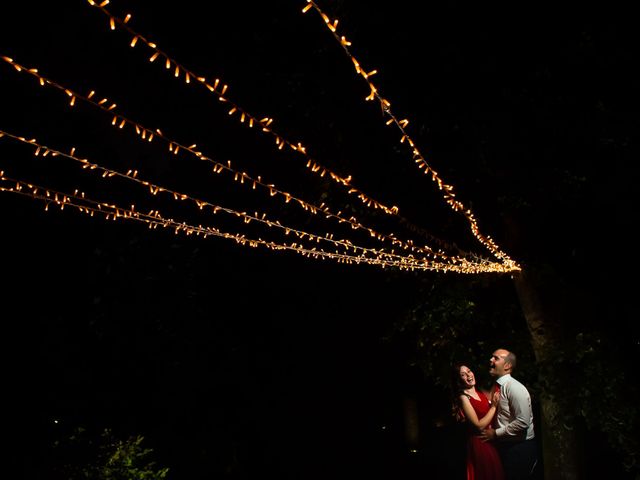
[{"xmin": 479, "ymin": 427, "xmax": 496, "ymax": 443}]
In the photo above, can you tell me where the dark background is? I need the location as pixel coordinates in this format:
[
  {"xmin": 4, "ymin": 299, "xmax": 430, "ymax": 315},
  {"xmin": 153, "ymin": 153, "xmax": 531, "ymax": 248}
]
[{"xmin": 1, "ymin": 1, "xmax": 637, "ymax": 479}]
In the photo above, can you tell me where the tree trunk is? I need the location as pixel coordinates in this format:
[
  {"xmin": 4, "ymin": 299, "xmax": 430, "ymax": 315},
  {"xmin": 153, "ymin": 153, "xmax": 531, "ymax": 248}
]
[{"xmin": 512, "ymin": 268, "xmax": 583, "ymax": 480}]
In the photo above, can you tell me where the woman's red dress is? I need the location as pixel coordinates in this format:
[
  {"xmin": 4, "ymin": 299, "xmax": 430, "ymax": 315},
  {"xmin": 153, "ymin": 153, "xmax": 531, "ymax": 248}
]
[{"xmin": 465, "ymin": 393, "xmax": 505, "ymax": 480}]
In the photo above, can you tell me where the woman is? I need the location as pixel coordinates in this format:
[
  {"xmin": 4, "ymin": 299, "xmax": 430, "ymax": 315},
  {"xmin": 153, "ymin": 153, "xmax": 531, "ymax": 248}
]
[{"xmin": 452, "ymin": 362, "xmax": 505, "ymax": 480}]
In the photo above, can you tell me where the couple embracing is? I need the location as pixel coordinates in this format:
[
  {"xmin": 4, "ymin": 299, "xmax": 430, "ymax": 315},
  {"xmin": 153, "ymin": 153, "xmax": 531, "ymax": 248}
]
[{"xmin": 452, "ymin": 348, "xmax": 538, "ymax": 480}]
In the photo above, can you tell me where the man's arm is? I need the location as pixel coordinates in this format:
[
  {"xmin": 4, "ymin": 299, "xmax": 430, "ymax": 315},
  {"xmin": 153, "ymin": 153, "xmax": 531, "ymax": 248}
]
[{"xmin": 495, "ymin": 381, "xmax": 532, "ymax": 439}]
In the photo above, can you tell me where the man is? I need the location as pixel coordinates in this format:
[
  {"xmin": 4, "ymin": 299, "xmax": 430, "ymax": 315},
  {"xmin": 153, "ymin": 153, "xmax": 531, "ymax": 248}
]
[{"xmin": 480, "ymin": 348, "xmax": 538, "ymax": 479}]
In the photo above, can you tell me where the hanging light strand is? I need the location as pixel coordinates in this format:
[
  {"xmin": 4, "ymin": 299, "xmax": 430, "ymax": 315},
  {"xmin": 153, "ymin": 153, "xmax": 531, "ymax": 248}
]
[
  {"xmin": 0, "ymin": 56, "xmax": 503, "ymax": 268},
  {"xmin": 0, "ymin": 129, "xmax": 511, "ymax": 272},
  {"xmin": 301, "ymin": 0, "xmax": 519, "ymax": 271},
  {"xmin": 0, "ymin": 171, "xmax": 503, "ymax": 272},
  {"xmin": 81, "ymin": 1, "xmax": 494, "ymax": 266}
]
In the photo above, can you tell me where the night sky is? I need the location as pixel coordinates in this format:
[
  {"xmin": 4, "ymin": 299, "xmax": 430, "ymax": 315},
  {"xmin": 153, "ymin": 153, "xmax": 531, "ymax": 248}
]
[{"xmin": 1, "ymin": 1, "xmax": 637, "ymax": 479}]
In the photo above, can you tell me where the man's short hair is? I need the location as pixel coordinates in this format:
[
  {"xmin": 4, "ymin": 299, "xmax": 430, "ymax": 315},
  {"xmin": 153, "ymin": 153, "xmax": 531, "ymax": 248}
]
[{"xmin": 505, "ymin": 351, "xmax": 517, "ymax": 371}]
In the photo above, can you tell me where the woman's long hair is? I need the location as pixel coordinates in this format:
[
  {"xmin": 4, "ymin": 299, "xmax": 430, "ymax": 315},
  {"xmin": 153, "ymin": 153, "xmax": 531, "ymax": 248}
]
[{"xmin": 449, "ymin": 362, "xmax": 469, "ymax": 422}]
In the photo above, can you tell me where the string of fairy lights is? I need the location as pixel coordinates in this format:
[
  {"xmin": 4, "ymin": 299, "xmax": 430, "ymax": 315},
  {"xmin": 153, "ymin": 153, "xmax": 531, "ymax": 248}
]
[
  {"xmin": 0, "ymin": 56, "xmax": 482, "ymax": 269},
  {"xmin": 0, "ymin": 129, "xmax": 497, "ymax": 272},
  {"xmin": 0, "ymin": 173, "xmax": 428, "ymax": 270},
  {"xmin": 300, "ymin": 1, "xmax": 518, "ymax": 268},
  {"xmin": 82, "ymin": 0, "xmax": 503, "ymax": 264},
  {"xmin": 0, "ymin": 0, "xmax": 521, "ymax": 273},
  {"xmin": 0, "ymin": 58, "xmax": 514, "ymax": 273},
  {"xmin": 0, "ymin": 50, "xmax": 514, "ymax": 274}
]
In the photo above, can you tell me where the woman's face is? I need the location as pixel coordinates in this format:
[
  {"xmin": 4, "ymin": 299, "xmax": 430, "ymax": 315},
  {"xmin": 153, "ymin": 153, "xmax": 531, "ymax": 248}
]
[{"xmin": 459, "ymin": 365, "xmax": 476, "ymax": 388}]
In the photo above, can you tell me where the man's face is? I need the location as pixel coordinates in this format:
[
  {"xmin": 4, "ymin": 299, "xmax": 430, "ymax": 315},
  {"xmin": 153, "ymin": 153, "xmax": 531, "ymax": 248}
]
[{"xmin": 489, "ymin": 349, "xmax": 509, "ymax": 377}]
